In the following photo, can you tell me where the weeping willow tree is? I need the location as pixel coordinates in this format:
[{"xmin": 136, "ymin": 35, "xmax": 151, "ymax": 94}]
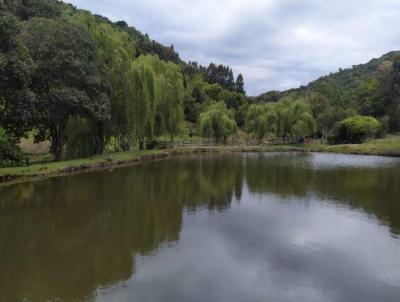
[
  {"xmin": 69, "ymin": 11, "xmax": 185, "ymax": 149},
  {"xmin": 289, "ymin": 100, "xmax": 316, "ymax": 139},
  {"xmin": 246, "ymin": 103, "xmax": 278, "ymax": 143},
  {"xmin": 276, "ymin": 99, "xmax": 316, "ymax": 140},
  {"xmin": 136, "ymin": 55, "xmax": 185, "ymax": 143},
  {"xmin": 199, "ymin": 101, "xmax": 237, "ymax": 143},
  {"xmin": 245, "ymin": 99, "xmax": 315, "ymax": 142},
  {"xmin": 157, "ymin": 63, "xmax": 184, "ymax": 142},
  {"xmin": 124, "ymin": 57, "xmax": 157, "ymax": 150},
  {"xmin": 68, "ymin": 12, "xmax": 138, "ymax": 150}
]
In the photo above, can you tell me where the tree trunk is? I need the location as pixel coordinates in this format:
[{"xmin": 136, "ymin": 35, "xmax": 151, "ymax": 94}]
[
  {"xmin": 138, "ymin": 137, "xmax": 145, "ymax": 150},
  {"xmin": 94, "ymin": 121, "xmax": 105, "ymax": 154},
  {"xmin": 51, "ymin": 122, "xmax": 66, "ymax": 161}
]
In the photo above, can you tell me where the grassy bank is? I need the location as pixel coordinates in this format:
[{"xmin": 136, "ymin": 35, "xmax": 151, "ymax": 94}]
[
  {"xmin": 303, "ymin": 136, "xmax": 400, "ymax": 157},
  {"xmin": 0, "ymin": 145, "xmax": 300, "ymax": 184},
  {"xmin": 1, "ymin": 136, "xmax": 399, "ymax": 185}
]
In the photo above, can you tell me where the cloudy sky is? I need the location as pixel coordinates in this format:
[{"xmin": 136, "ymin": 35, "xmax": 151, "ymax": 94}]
[{"xmin": 65, "ymin": 0, "xmax": 400, "ymax": 96}]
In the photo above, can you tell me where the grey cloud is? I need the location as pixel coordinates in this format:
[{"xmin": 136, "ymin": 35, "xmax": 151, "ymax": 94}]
[{"xmin": 65, "ymin": 0, "xmax": 400, "ymax": 95}]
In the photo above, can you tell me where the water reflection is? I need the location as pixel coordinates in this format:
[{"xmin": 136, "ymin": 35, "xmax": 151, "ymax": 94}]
[
  {"xmin": 245, "ymin": 153, "xmax": 400, "ymax": 234},
  {"xmin": 0, "ymin": 153, "xmax": 399, "ymax": 301}
]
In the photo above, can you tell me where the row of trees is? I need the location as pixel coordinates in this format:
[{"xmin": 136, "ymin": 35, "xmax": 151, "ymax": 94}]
[
  {"xmin": 1, "ymin": 0, "xmax": 397, "ymax": 167},
  {"xmin": 199, "ymin": 97, "xmax": 382, "ymax": 145},
  {"xmin": 0, "ymin": 3, "xmax": 188, "ymax": 162},
  {"xmin": 256, "ymin": 52, "xmax": 400, "ymax": 136},
  {"xmin": 246, "ymin": 99, "xmax": 316, "ymax": 143}
]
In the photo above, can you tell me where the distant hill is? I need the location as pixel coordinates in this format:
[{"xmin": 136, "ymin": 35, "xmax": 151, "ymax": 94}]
[{"xmin": 256, "ymin": 51, "xmax": 400, "ymax": 132}]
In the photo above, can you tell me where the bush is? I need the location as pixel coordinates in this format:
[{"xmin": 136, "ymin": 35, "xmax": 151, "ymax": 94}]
[
  {"xmin": 0, "ymin": 128, "xmax": 25, "ymax": 167},
  {"xmin": 330, "ymin": 115, "xmax": 381, "ymax": 144}
]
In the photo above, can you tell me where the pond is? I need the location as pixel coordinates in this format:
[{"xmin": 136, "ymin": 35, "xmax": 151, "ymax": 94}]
[{"xmin": 1, "ymin": 152, "xmax": 400, "ymax": 302}]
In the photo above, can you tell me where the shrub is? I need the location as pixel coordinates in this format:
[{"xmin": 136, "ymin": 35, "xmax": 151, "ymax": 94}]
[
  {"xmin": 0, "ymin": 128, "xmax": 25, "ymax": 167},
  {"xmin": 331, "ymin": 115, "xmax": 380, "ymax": 144}
]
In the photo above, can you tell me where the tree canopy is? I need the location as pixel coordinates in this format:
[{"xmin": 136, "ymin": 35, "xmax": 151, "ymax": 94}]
[
  {"xmin": 21, "ymin": 17, "xmax": 110, "ymax": 160},
  {"xmin": 199, "ymin": 101, "xmax": 237, "ymax": 143}
]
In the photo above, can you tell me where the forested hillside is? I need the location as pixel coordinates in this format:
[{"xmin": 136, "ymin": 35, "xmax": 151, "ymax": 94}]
[
  {"xmin": 0, "ymin": 0, "xmax": 246, "ymax": 164},
  {"xmin": 257, "ymin": 52, "xmax": 400, "ymax": 136}
]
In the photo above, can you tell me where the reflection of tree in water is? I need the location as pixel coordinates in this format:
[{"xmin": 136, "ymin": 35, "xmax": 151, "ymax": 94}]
[
  {"xmin": 313, "ymin": 167, "xmax": 400, "ymax": 235},
  {"xmin": 244, "ymin": 153, "xmax": 400, "ymax": 235},
  {"xmin": 0, "ymin": 154, "xmax": 244, "ymax": 302},
  {"xmin": 245, "ymin": 153, "xmax": 314, "ymax": 198}
]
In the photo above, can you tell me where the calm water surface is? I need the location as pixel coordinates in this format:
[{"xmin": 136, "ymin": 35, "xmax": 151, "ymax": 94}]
[{"xmin": 1, "ymin": 152, "xmax": 400, "ymax": 302}]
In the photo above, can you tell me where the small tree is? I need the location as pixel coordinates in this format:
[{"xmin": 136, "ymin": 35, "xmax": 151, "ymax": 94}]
[{"xmin": 199, "ymin": 101, "xmax": 237, "ymax": 143}]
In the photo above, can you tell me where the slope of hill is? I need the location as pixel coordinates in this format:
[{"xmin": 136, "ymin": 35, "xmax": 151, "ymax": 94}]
[{"xmin": 257, "ymin": 51, "xmax": 400, "ymax": 133}]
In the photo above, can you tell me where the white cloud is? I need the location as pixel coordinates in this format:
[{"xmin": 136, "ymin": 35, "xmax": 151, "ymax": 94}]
[{"xmin": 65, "ymin": 0, "xmax": 400, "ymax": 95}]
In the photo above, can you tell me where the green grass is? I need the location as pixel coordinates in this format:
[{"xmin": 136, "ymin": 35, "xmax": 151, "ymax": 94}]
[
  {"xmin": 0, "ymin": 149, "xmax": 164, "ymax": 178},
  {"xmin": 303, "ymin": 135, "xmax": 400, "ymax": 156}
]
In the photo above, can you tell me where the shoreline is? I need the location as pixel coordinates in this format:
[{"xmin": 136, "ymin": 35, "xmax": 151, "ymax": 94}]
[
  {"xmin": 1, "ymin": 144, "xmax": 399, "ymax": 186},
  {"xmin": 0, "ymin": 146, "xmax": 301, "ymax": 186}
]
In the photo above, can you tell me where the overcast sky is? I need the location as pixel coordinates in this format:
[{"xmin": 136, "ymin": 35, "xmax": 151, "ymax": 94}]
[{"xmin": 65, "ymin": 0, "xmax": 400, "ymax": 96}]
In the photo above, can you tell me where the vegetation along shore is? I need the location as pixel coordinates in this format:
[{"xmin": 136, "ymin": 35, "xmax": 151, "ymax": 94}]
[
  {"xmin": 1, "ymin": 135, "xmax": 399, "ymax": 185},
  {"xmin": 1, "ymin": 0, "xmax": 400, "ymax": 179}
]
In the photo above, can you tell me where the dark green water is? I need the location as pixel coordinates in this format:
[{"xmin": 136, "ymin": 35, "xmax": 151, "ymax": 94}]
[{"xmin": 1, "ymin": 152, "xmax": 400, "ymax": 302}]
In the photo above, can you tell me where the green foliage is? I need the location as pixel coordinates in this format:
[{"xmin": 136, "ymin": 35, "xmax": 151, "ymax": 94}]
[
  {"xmin": 0, "ymin": 127, "xmax": 24, "ymax": 167},
  {"xmin": 205, "ymin": 63, "xmax": 235, "ymax": 91},
  {"xmin": 0, "ymin": 0, "xmax": 250, "ymax": 167},
  {"xmin": 14, "ymin": 0, "xmax": 63, "ymax": 20},
  {"xmin": 287, "ymin": 100, "xmax": 317, "ymax": 139},
  {"xmin": 205, "ymin": 83, "xmax": 224, "ymax": 100},
  {"xmin": 0, "ymin": 11, "xmax": 34, "ymax": 138},
  {"xmin": 257, "ymin": 51, "xmax": 400, "ymax": 135},
  {"xmin": 235, "ymin": 74, "xmax": 245, "ymax": 94},
  {"xmin": 123, "ymin": 56, "xmax": 157, "ymax": 149},
  {"xmin": 332, "ymin": 115, "xmax": 381, "ymax": 144},
  {"xmin": 156, "ymin": 62, "xmax": 185, "ymax": 141},
  {"xmin": 68, "ymin": 11, "xmax": 137, "ymax": 150},
  {"xmin": 316, "ymin": 106, "xmax": 356, "ymax": 137},
  {"xmin": 65, "ymin": 117, "xmax": 99, "ymax": 159},
  {"xmin": 246, "ymin": 99, "xmax": 316, "ymax": 141},
  {"xmin": 199, "ymin": 101, "xmax": 237, "ymax": 143},
  {"xmin": 21, "ymin": 17, "xmax": 110, "ymax": 160},
  {"xmin": 246, "ymin": 103, "xmax": 277, "ymax": 141}
]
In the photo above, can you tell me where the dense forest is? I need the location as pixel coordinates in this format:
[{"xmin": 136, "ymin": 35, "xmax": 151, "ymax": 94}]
[{"xmin": 1, "ymin": 0, "xmax": 400, "ymax": 166}]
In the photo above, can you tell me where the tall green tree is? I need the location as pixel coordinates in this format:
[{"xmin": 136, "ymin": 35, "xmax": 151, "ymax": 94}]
[
  {"xmin": 123, "ymin": 57, "xmax": 157, "ymax": 150},
  {"xmin": 21, "ymin": 18, "xmax": 110, "ymax": 161},
  {"xmin": 69, "ymin": 12, "xmax": 137, "ymax": 150},
  {"xmin": 157, "ymin": 62, "xmax": 184, "ymax": 141},
  {"xmin": 0, "ymin": 11, "xmax": 34, "ymax": 138},
  {"xmin": 246, "ymin": 103, "xmax": 277, "ymax": 143},
  {"xmin": 199, "ymin": 101, "xmax": 237, "ymax": 143},
  {"xmin": 235, "ymin": 74, "xmax": 245, "ymax": 94}
]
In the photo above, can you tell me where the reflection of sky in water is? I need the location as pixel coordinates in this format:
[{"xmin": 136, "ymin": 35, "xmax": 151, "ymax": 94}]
[{"xmin": 95, "ymin": 185, "xmax": 400, "ymax": 302}]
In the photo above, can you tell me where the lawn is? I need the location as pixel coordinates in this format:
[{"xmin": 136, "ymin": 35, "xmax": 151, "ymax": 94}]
[{"xmin": 304, "ymin": 135, "xmax": 400, "ymax": 156}]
